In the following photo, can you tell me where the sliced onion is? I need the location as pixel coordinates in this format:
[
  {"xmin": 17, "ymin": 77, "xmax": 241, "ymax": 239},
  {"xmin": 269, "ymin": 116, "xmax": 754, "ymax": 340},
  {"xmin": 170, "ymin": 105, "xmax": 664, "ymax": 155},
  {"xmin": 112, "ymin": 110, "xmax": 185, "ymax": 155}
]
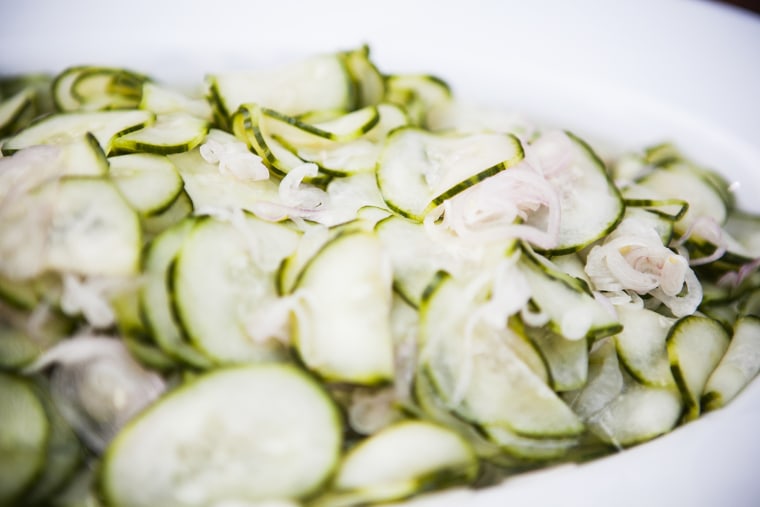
[
  {"xmin": 424, "ymin": 164, "xmax": 560, "ymax": 250},
  {"xmin": 674, "ymin": 215, "xmax": 727, "ymax": 266},
  {"xmin": 584, "ymin": 217, "xmax": 701, "ymax": 316},
  {"xmin": 200, "ymin": 136, "xmax": 269, "ymax": 181}
]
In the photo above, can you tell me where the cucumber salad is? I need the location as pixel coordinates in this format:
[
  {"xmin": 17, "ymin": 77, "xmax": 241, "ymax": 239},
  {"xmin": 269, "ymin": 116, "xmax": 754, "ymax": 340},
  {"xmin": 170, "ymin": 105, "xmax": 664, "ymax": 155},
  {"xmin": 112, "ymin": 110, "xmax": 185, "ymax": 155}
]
[{"xmin": 1, "ymin": 46, "xmax": 759, "ymax": 507}]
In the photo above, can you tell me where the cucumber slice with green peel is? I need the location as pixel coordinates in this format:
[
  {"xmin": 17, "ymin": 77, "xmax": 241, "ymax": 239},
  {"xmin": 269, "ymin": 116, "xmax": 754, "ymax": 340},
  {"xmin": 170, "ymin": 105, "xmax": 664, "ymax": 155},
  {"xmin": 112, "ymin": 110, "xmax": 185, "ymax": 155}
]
[
  {"xmin": 276, "ymin": 225, "xmax": 331, "ymax": 296},
  {"xmin": 519, "ymin": 247, "xmax": 621, "ymax": 341},
  {"xmin": 0, "ymin": 325, "xmax": 45, "ymax": 370},
  {"xmin": 233, "ymin": 103, "xmax": 332, "ymax": 183},
  {"xmin": 207, "ymin": 53, "xmax": 353, "ymax": 121},
  {"xmin": 524, "ymin": 324, "xmax": 588, "ymax": 392},
  {"xmin": 0, "ymin": 87, "xmax": 35, "ymax": 136},
  {"xmin": 587, "ymin": 381, "xmax": 683, "ymax": 448},
  {"xmin": 264, "ymin": 104, "xmax": 380, "ymax": 146},
  {"xmin": 53, "ymin": 66, "xmax": 147, "ymax": 112},
  {"xmin": 0, "ymin": 308, "xmax": 71, "ymax": 371},
  {"xmin": 142, "ymin": 189, "xmax": 194, "ymax": 238},
  {"xmin": 482, "ymin": 424, "xmax": 579, "ymax": 461},
  {"xmin": 563, "ymin": 339, "xmax": 624, "ymax": 420},
  {"xmin": 0, "ymin": 372, "xmax": 49, "ymax": 506},
  {"xmin": 529, "ymin": 132, "xmax": 624, "ymax": 254},
  {"xmin": 738, "ymin": 286, "xmax": 760, "ymax": 317},
  {"xmin": 291, "ymin": 230, "xmax": 395, "ymax": 384},
  {"xmin": 636, "ymin": 161, "xmax": 728, "ymax": 233},
  {"xmin": 702, "ymin": 316, "xmax": 760, "ymax": 411},
  {"xmin": 1, "ymin": 175, "xmax": 139, "ymax": 279},
  {"xmin": 122, "ymin": 333, "xmax": 180, "ymax": 373},
  {"xmin": 642, "ymin": 144, "xmax": 735, "ymax": 209},
  {"xmin": 340, "ymin": 45, "xmax": 386, "ymax": 108},
  {"xmin": 621, "ymin": 192, "xmax": 689, "ymax": 222},
  {"xmin": 614, "ymin": 305, "xmax": 677, "ymax": 388},
  {"xmin": 293, "ymin": 103, "xmax": 408, "ymax": 176},
  {"xmin": 21, "ymin": 380, "xmax": 85, "ymax": 506},
  {"xmin": 100, "ymin": 364, "xmax": 343, "ymax": 507},
  {"xmin": 45, "ymin": 177, "xmax": 142, "ymax": 276},
  {"xmin": 139, "ymin": 82, "xmax": 212, "ymax": 119},
  {"xmin": 667, "ymin": 315, "xmax": 730, "ymax": 421},
  {"xmin": 420, "ymin": 272, "xmax": 583, "ymax": 438},
  {"xmin": 412, "ymin": 367, "xmax": 533, "ymax": 468},
  {"xmin": 57, "ymin": 132, "xmax": 110, "ymax": 176},
  {"xmin": 324, "ymin": 420, "xmax": 478, "ymax": 506},
  {"xmin": 0, "ymin": 109, "xmax": 154, "ymax": 155},
  {"xmin": 72, "ymin": 67, "xmax": 145, "ymax": 107},
  {"xmin": 109, "ymin": 153, "xmax": 184, "ymax": 216},
  {"xmin": 385, "ymin": 74, "xmax": 451, "ymax": 126},
  {"xmin": 140, "ymin": 219, "xmax": 214, "ymax": 370},
  {"xmin": 110, "ymin": 112, "xmax": 208, "ymax": 155},
  {"xmin": 172, "ymin": 215, "xmax": 300, "ymax": 364},
  {"xmin": 377, "ymin": 127, "xmax": 524, "ymax": 220},
  {"xmin": 723, "ymin": 208, "xmax": 760, "ymax": 258},
  {"xmin": 0, "ymin": 273, "xmax": 41, "ymax": 311},
  {"xmin": 375, "ymin": 215, "xmax": 445, "ymax": 308}
]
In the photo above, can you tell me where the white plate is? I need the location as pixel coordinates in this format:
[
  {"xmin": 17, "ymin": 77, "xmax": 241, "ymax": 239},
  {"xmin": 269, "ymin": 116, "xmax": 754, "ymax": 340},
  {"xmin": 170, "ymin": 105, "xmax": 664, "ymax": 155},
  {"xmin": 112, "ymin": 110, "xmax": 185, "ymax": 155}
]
[{"xmin": 2, "ymin": 1, "xmax": 760, "ymax": 506}]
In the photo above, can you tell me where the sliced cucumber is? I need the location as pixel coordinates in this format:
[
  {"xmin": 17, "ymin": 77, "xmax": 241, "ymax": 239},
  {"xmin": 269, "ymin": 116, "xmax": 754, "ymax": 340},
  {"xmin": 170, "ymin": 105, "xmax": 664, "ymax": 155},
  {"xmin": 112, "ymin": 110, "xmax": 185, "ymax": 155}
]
[
  {"xmin": 524, "ymin": 324, "xmax": 588, "ymax": 392},
  {"xmin": 46, "ymin": 177, "xmax": 142, "ymax": 276},
  {"xmin": 420, "ymin": 272, "xmax": 583, "ymax": 438},
  {"xmin": 276, "ymin": 224, "xmax": 332, "ymax": 296},
  {"xmin": 172, "ymin": 215, "xmax": 300, "ymax": 363},
  {"xmin": 325, "ymin": 420, "xmax": 477, "ymax": 505},
  {"xmin": 139, "ymin": 82, "xmax": 212, "ymax": 119},
  {"xmin": 702, "ymin": 316, "xmax": 760, "ymax": 410},
  {"xmin": 292, "ymin": 230, "xmax": 395, "ymax": 384},
  {"xmin": 636, "ymin": 161, "xmax": 728, "ymax": 233},
  {"xmin": 0, "ymin": 87, "xmax": 35, "ymax": 136},
  {"xmin": 614, "ymin": 305, "xmax": 676, "ymax": 388},
  {"xmin": 101, "ymin": 364, "xmax": 343, "ymax": 507},
  {"xmin": 52, "ymin": 66, "xmax": 147, "ymax": 112},
  {"xmin": 108, "ymin": 153, "xmax": 184, "ymax": 216},
  {"xmin": 296, "ymin": 103, "xmax": 409, "ymax": 176},
  {"xmin": 0, "ymin": 372, "xmax": 49, "ymax": 506},
  {"xmin": 110, "ymin": 112, "xmax": 208, "ymax": 155},
  {"xmin": 482, "ymin": 424, "xmax": 579, "ymax": 461},
  {"xmin": 264, "ymin": 104, "xmax": 379, "ymax": 146},
  {"xmin": 519, "ymin": 247, "xmax": 621, "ymax": 340},
  {"xmin": 140, "ymin": 218, "xmax": 214, "ymax": 369},
  {"xmin": 563, "ymin": 338, "xmax": 624, "ymax": 420},
  {"xmin": 233, "ymin": 102, "xmax": 330, "ymax": 182},
  {"xmin": 529, "ymin": 132, "xmax": 624, "ymax": 253},
  {"xmin": 207, "ymin": 52, "xmax": 353, "ymax": 121},
  {"xmin": 375, "ymin": 215, "xmax": 445, "ymax": 307},
  {"xmin": 385, "ymin": 74, "xmax": 451, "ymax": 126},
  {"xmin": 1, "ymin": 110, "xmax": 154, "ymax": 155},
  {"xmin": 723, "ymin": 208, "xmax": 760, "ymax": 258},
  {"xmin": 340, "ymin": 45, "xmax": 385, "ymax": 108},
  {"xmin": 21, "ymin": 381, "xmax": 84, "ymax": 506},
  {"xmin": 667, "ymin": 315, "xmax": 730, "ymax": 421},
  {"xmin": 587, "ymin": 381, "xmax": 682, "ymax": 447},
  {"xmin": 142, "ymin": 189, "xmax": 194, "ymax": 238}
]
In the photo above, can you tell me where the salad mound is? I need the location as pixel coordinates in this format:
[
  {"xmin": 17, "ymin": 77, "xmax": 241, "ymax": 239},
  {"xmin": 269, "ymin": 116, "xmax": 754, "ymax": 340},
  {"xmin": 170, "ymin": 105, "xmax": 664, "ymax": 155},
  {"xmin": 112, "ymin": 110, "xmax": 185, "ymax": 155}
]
[{"xmin": 0, "ymin": 46, "xmax": 759, "ymax": 507}]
